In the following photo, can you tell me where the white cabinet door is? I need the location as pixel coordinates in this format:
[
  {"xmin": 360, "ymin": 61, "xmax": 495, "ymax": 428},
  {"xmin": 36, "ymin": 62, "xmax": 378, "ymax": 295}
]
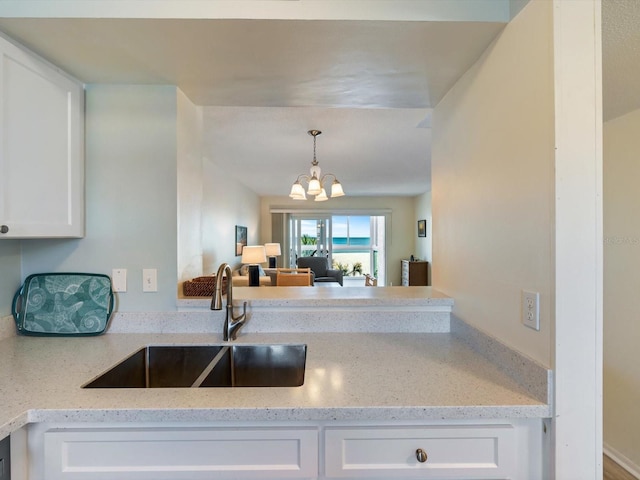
[
  {"xmin": 0, "ymin": 35, "xmax": 84, "ymax": 238},
  {"xmin": 324, "ymin": 425, "xmax": 517, "ymax": 479},
  {"xmin": 41, "ymin": 426, "xmax": 318, "ymax": 480}
]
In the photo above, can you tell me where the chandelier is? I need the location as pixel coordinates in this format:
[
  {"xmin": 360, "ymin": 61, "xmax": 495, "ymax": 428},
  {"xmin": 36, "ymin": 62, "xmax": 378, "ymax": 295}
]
[{"xmin": 289, "ymin": 130, "xmax": 345, "ymax": 201}]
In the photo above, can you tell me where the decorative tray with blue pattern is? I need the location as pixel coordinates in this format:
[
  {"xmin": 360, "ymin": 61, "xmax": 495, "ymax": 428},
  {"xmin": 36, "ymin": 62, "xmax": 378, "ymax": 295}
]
[{"xmin": 12, "ymin": 273, "xmax": 114, "ymax": 336}]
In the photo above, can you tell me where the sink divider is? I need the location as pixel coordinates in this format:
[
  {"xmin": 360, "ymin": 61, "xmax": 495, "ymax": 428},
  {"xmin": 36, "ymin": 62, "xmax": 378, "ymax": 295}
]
[{"xmin": 191, "ymin": 346, "xmax": 230, "ymax": 388}]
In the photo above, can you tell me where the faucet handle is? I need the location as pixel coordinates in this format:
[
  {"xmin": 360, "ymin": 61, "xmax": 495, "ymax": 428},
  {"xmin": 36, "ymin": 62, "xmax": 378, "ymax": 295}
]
[{"xmin": 228, "ymin": 301, "xmax": 248, "ymax": 340}]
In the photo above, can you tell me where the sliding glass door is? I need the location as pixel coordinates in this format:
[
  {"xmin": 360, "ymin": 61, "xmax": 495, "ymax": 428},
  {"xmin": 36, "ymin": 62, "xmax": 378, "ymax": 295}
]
[
  {"xmin": 289, "ymin": 214, "xmax": 386, "ymax": 285},
  {"xmin": 331, "ymin": 215, "xmax": 385, "ymax": 285},
  {"xmin": 289, "ymin": 215, "xmax": 331, "ymax": 266}
]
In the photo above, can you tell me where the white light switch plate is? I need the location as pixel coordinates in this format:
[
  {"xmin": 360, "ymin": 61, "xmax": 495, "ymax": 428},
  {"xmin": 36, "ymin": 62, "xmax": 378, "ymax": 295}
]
[
  {"xmin": 112, "ymin": 268, "xmax": 127, "ymax": 292},
  {"xmin": 143, "ymin": 268, "xmax": 157, "ymax": 292}
]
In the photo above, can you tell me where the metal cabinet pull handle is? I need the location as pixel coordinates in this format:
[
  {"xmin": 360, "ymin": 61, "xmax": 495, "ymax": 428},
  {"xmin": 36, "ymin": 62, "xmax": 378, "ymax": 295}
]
[
  {"xmin": 0, "ymin": 225, "xmax": 8, "ymax": 234},
  {"xmin": 416, "ymin": 448, "xmax": 428, "ymax": 463}
]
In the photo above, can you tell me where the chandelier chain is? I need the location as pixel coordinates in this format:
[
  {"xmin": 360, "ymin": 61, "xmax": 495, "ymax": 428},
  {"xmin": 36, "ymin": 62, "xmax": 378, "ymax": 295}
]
[{"xmin": 312, "ymin": 132, "xmax": 318, "ymax": 166}]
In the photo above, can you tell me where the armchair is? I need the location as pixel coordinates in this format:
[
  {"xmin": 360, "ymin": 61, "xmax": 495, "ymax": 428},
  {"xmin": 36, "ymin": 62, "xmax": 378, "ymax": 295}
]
[{"xmin": 296, "ymin": 256, "xmax": 343, "ymax": 286}]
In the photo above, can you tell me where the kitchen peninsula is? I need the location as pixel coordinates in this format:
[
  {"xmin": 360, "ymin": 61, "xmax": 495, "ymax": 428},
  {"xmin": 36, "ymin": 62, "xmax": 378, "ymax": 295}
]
[{"xmin": 0, "ymin": 286, "xmax": 549, "ymax": 478}]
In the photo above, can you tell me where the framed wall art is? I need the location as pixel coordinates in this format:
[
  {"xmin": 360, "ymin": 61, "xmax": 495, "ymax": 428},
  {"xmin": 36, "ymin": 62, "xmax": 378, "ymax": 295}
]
[
  {"xmin": 235, "ymin": 225, "xmax": 247, "ymax": 256},
  {"xmin": 418, "ymin": 219, "xmax": 427, "ymax": 238}
]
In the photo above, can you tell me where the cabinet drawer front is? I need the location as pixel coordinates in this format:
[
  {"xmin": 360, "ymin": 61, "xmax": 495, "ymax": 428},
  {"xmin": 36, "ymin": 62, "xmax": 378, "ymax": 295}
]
[
  {"xmin": 325, "ymin": 425, "xmax": 516, "ymax": 479},
  {"xmin": 43, "ymin": 427, "xmax": 318, "ymax": 480}
]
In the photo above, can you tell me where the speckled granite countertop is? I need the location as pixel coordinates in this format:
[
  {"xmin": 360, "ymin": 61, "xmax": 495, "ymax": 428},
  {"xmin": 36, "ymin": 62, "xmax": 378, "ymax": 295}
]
[{"xmin": 0, "ymin": 331, "xmax": 549, "ymax": 438}]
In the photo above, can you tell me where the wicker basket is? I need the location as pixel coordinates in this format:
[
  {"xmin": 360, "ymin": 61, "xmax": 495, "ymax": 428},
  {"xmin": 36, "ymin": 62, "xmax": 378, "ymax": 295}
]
[{"xmin": 183, "ymin": 276, "xmax": 218, "ymax": 297}]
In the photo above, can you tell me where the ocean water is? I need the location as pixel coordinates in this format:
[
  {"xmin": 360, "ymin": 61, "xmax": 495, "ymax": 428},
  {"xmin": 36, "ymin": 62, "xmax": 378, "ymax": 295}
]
[{"xmin": 332, "ymin": 237, "xmax": 370, "ymax": 246}]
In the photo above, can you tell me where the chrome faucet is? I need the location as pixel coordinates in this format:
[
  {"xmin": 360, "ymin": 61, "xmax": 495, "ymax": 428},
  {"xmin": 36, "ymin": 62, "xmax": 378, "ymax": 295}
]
[{"xmin": 210, "ymin": 263, "xmax": 247, "ymax": 341}]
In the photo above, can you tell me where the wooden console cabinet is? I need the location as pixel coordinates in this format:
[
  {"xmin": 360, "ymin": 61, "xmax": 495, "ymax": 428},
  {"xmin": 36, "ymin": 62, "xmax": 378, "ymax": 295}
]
[{"xmin": 401, "ymin": 260, "xmax": 429, "ymax": 286}]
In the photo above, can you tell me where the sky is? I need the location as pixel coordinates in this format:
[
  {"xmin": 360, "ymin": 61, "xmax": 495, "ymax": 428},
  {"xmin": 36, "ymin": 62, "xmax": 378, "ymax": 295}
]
[
  {"xmin": 299, "ymin": 215, "xmax": 372, "ymax": 239},
  {"xmin": 331, "ymin": 216, "xmax": 370, "ymax": 238}
]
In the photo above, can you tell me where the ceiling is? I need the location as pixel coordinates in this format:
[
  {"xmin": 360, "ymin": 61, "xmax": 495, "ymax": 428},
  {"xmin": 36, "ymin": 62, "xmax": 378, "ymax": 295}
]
[
  {"xmin": 0, "ymin": 2, "xmax": 634, "ymax": 197},
  {"xmin": 0, "ymin": 17, "xmax": 505, "ymax": 197}
]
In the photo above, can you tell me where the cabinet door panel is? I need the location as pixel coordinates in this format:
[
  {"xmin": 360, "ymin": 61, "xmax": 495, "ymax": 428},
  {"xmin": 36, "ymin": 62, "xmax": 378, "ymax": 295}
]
[
  {"xmin": 0, "ymin": 36, "xmax": 83, "ymax": 238},
  {"xmin": 325, "ymin": 425, "xmax": 516, "ymax": 479},
  {"xmin": 43, "ymin": 426, "xmax": 318, "ymax": 480}
]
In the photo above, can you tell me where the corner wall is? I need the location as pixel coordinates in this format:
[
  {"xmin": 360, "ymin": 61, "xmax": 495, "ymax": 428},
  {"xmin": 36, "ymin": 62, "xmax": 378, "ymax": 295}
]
[
  {"xmin": 414, "ymin": 191, "xmax": 432, "ymax": 284},
  {"xmin": 431, "ymin": 0, "xmax": 554, "ymax": 366},
  {"xmin": 603, "ymin": 108, "xmax": 640, "ymax": 474},
  {"xmin": 0, "ymin": 240, "xmax": 21, "ymax": 315}
]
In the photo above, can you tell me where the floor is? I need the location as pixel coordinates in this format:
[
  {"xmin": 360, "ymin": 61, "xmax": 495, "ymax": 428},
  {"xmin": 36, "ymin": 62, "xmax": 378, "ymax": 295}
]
[{"xmin": 605, "ymin": 455, "xmax": 638, "ymax": 480}]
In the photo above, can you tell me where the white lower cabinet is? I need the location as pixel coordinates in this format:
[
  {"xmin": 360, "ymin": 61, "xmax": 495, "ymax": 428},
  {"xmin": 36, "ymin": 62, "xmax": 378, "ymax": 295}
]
[
  {"xmin": 31, "ymin": 424, "xmax": 318, "ymax": 480},
  {"xmin": 324, "ymin": 425, "xmax": 516, "ymax": 479},
  {"xmin": 28, "ymin": 420, "xmax": 541, "ymax": 480}
]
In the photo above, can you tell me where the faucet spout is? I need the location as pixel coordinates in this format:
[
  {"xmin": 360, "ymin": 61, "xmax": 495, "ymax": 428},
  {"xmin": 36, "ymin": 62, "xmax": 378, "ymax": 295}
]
[{"xmin": 210, "ymin": 263, "xmax": 247, "ymax": 341}]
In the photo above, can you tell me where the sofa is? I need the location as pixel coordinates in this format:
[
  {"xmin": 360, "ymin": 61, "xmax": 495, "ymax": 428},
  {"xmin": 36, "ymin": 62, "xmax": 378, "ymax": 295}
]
[{"xmin": 231, "ymin": 264, "xmax": 273, "ymax": 286}]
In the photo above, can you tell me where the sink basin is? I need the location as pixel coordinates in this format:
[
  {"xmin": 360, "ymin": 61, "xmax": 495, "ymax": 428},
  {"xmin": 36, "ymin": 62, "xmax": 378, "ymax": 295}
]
[
  {"xmin": 83, "ymin": 344, "xmax": 306, "ymax": 388},
  {"xmin": 200, "ymin": 344, "xmax": 307, "ymax": 387}
]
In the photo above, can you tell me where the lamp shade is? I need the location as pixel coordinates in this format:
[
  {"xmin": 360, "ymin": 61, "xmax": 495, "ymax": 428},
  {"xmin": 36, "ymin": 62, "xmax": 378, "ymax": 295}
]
[
  {"xmin": 241, "ymin": 245, "xmax": 266, "ymax": 264},
  {"xmin": 264, "ymin": 243, "xmax": 281, "ymax": 256}
]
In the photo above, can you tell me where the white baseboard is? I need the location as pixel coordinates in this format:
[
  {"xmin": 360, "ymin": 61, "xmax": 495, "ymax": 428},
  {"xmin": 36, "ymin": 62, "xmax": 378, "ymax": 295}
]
[{"xmin": 604, "ymin": 442, "xmax": 640, "ymax": 479}]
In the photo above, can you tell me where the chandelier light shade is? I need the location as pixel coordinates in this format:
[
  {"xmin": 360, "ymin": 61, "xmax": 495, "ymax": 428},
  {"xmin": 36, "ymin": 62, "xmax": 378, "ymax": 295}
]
[
  {"xmin": 289, "ymin": 181, "xmax": 306, "ymax": 200},
  {"xmin": 314, "ymin": 188, "xmax": 328, "ymax": 202},
  {"xmin": 331, "ymin": 180, "xmax": 345, "ymax": 197},
  {"xmin": 289, "ymin": 130, "xmax": 346, "ymax": 201}
]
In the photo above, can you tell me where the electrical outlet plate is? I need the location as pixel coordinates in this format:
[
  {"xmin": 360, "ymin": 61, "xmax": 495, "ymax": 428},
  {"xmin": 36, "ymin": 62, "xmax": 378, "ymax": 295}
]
[
  {"xmin": 522, "ymin": 290, "xmax": 540, "ymax": 330},
  {"xmin": 112, "ymin": 268, "xmax": 127, "ymax": 292}
]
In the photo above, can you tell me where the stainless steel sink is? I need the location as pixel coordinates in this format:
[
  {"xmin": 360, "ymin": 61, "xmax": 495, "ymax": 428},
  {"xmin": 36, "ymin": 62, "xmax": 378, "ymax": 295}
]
[
  {"xmin": 83, "ymin": 344, "xmax": 306, "ymax": 388},
  {"xmin": 199, "ymin": 344, "xmax": 307, "ymax": 387}
]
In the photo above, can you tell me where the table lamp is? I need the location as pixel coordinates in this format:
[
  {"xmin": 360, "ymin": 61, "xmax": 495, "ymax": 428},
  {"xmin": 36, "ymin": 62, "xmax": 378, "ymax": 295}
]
[
  {"xmin": 264, "ymin": 243, "xmax": 281, "ymax": 268},
  {"xmin": 241, "ymin": 245, "xmax": 267, "ymax": 287}
]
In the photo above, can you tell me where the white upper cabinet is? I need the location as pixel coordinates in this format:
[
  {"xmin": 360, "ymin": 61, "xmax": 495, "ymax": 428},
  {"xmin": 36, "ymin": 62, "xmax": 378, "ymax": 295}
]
[{"xmin": 0, "ymin": 34, "xmax": 84, "ymax": 238}]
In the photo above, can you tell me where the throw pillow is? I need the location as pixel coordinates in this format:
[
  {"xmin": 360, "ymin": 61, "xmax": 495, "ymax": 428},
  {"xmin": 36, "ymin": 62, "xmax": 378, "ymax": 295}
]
[{"xmin": 240, "ymin": 264, "xmax": 266, "ymax": 276}]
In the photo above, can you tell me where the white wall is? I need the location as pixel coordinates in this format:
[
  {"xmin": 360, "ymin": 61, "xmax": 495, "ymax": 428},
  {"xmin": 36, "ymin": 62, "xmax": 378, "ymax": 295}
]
[
  {"xmin": 201, "ymin": 160, "xmax": 261, "ymax": 276},
  {"xmin": 177, "ymin": 92, "xmax": 262, "ymax": 282},
  {"xmin": 20, "ymin": 85, "xmax": 180, "ymax": 311},
  {"xmin": 414, "ymin": 191, "xmax": 432, "ymax": 284},
  {"xmin": 432, "ymin": 0, "xmax": 553, "ymax": 367},
  {"xmin": 0, "ymin": 240, "xmax": 21, "ymax": 315},
  {"xmin": 259, "ymin": 195, "xmax": 415, "ymax": 286},
  {"xmin": 603, "ymin": 108, "xmax": 640, "ymax": 474},
  {"xmin": 177, "ymin": 89, "xmax": 204, "ymax": 285}
]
